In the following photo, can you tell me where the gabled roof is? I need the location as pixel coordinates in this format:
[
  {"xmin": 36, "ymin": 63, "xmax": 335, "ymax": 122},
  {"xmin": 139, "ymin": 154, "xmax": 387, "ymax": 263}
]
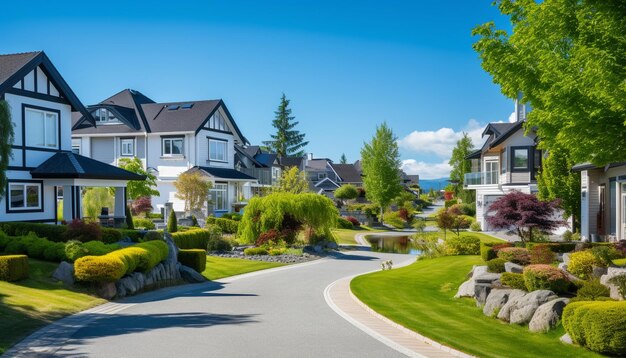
[
  {"xmin": 30, "ymin": 152, "xmax": 145, "ymax": 180},
  {"xmin": 185, "ymin": 166, "xmax": 257, "ymax": 181},
  {"xmin": 488, "ymin": 121, "xmax": 525, "ymax": 148},
  {"xmin": 255, "ymin": 153, "xmax": 278, "ymax": 167},
  {"xmin": 243, "ymin": 145, "xmax": 261, "ymax": 158},
  {"xmin": 466, "ymin": 149, "xmax": 482, "ymax": 160},
  {"xmin": 314, "ymin": 177, "xmax": 340, "ymax": 188},
  {"xmin": 330, "ymin": 163, "xmax": 362, "ymax": 183},
  {"xmin": 234, "ymin": 145, "xmax": 263, "ymax": 167},
  {"xmin": 0, "ymin": 51, "xmax": 93, "ymax": 125},
  {"xmin": 306, "ymin": 158, "xmax": 331, "ymax": 171},
  {"xmin": 279, "ymin": 156, "xmax": 304, "ymax": 168}
]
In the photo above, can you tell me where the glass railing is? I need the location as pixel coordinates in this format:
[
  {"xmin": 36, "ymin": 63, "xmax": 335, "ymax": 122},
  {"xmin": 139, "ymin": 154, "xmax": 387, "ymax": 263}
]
[
  {"xmin": 464, "ymin": 171, "xmax": 499, "ymax": 186},
  {"xmin": 238, "ymin": 167, "xmax": 273, "ymax": 185}
]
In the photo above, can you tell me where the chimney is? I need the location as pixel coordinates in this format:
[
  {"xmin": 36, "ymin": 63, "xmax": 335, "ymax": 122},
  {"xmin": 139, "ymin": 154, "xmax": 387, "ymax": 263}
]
[
  {"xmin": 307, "ymin": 153, "xmax": 313, "ymax": 161},
  {"xmin": 514, "ymin": 91, "xmax": 527, "ymax": 122}
]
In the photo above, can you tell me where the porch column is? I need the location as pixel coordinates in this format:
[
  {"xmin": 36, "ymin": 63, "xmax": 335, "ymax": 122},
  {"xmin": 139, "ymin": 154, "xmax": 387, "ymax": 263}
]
[
  {"xmin": 113, "ymin": 187, "xmax": 126, "ymax": 227},
  {"xmin": 62, "ymin": 185, "xmax": 73, "ymax": 222},
  {"xmin": 74, "ymin": 186, "xmax": 82, "ymax": 220}
]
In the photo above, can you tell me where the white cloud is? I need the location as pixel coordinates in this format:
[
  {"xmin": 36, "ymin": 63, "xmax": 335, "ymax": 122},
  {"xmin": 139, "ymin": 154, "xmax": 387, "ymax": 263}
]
[
  {"xmin": 397, "ymin": 119, "xmax": 486, "ymax": 158},
  {"xmin": 401, "ymin": 159, "xmax": 452, "ymax": 180},
  {"xmin": 508, "ymin": 111, "xmax": 516, "ymax": 123}
]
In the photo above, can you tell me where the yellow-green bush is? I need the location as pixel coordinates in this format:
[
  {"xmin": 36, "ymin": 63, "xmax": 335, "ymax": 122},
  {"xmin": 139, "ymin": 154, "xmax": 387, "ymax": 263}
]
[
  {"xmin": 562, "ymin": 301, "xmax": 626, "ymax": 355},
  {"xmin": 244, "ymin": 247, "xmax": 269, "ymax": 256},
  {"xmin": 172, "ymin": 229, "xmax": 211, "ymax": 249},
  {"xmin": 0, "ymin": 255, "xmax": 29, "ymax": 281},
  {"xmin": 501, "ymin": 272, "xmax": 526, "ymax": 290},
  {"xmin": 178, "ymin": 249, "xmax": 207, "ymax": 272},
  {"xmin": 444, "ymin": 235, "xmax": 480, "ymax": 255},
  {"xmin": 206, "ymin": 217, "xmax": 239, "ymax": 234},
  {"xmin": 568, "ymin": 250, "xmax": 600, "ymax": 279},
  {"xmin": 74, "ymin": 240, "xmax": 168, "ymax": 282}
]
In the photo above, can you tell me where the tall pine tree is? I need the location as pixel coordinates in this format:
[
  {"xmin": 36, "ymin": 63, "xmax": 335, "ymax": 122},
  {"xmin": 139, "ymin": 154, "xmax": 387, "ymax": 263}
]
[
  {"xmin": 264, "ymin": 94, "xmax": 308, "ymax": 157},
  {"xmin": 340, "ymin": 153, "xmax": 347, "ymax": 164},
  {"xmin": 448, "ymin": 133, "xmax": 475, "ymax": 203}
]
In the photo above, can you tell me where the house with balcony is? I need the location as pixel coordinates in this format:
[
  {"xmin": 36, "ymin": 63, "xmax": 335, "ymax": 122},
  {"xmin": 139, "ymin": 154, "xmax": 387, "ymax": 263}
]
[
  {"xmin": 464, "ymin": 100, "xmax": 543, "ymax": 231},
  {"xmin": 573, "ymin": 162, "xmax": 626, "ymax": 242},
  {"xmin": 235, "ymin": 145, "xmax": 281, "ymax": 195},
  {"xmin": 0, "ymin": 51, "xmax": 143, "ymax": 224},
  {"xmin": 71, "ymin": 89, "xmax": 256, "ymax": 217}
]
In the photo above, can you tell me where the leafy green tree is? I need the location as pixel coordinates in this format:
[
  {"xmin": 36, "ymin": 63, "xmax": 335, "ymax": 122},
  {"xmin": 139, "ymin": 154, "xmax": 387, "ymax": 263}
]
[
  {"xmin": 274, "ymin": 167, "xmax": 309, "ymax": 194},
  {"xmin": 0, "ymin": 100, "xmax": 14, "ymax": 200},
  {"xmin": 117, "ymin": 157, "xmax": 160, "ymax": 200},
  {"xmin": 449, "ymin": 133, "xmax": 475, "ymax": 203},
  {"xmin": 82, "ymin": 187, "xmax": 114, "ymax": 219},
  {"xmin": 360, "ymin": 123, "xmax": 403, "ymax": 224},
  {"xmin": 334, "ymin": 184, "xmax": 358, "ymax": 206},
  {"xmin": 472, "ymin": 0, "xmax": 626, "ymax": 166},
  {"xmin": 263, "ymin": 94, "xmax": 309, "ymax": 157},
  {"xmin": 174, "ymin": 172, "xmax": 213, "ymax": 214},
  {"xmin": 537, "ymin": 145, "xmax": 581, "ymax": 229},
  {"xmin": 340, "ymin": 153, "xmax": 347, "ymax": 164}
]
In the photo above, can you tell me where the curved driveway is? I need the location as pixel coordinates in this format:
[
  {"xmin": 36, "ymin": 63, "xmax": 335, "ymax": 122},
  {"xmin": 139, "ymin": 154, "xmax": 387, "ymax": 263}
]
[{"xmin": 25, "ymin": 250, "xmax": 415, "ymax": 357}]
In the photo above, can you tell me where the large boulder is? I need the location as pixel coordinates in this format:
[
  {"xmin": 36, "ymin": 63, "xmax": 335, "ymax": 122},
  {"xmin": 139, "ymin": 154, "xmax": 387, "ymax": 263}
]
[
  {"xmin": 52, "ymin": 261, "xmax": 75, "ymax": 286},
  {"xmin": 96, "ymin": 282, "xmax": 117, "ymax": 300},
  {"xmin": 600, "ymin": 267, "xmax": 626, "ymax": 300},
  {"xmin": 455, "ymin": 266, "xmax": 488, "ymax": 298},
  {"xmin": 468, "ymin": 265, "xmax": 488, "ymax": 279},
  {"xmin": 495, "ymin": 289, "xmax": 527, "ymax": 321},
  {"xmin": 562, "ymin": 253, "xmax": 571, "ymax": 265},
  {"xmin": 180, "ymin": 265, "xmax": 206, "ymax": 283},
  {"xmin": 504, "ymin": 262, "xmax": 523, "ymax": 274},
  {"xmin": 528, "ymin": 298, "xmax": 570, "ymax": 332},
  {"xmin": 508, "ymin": 290, "xmax": 558, "ymax": 325},
  {"xmin": 474, "ymin": 273, "xmax": 502, "ymax": 306},
  {"xmin": 483, "ymin": 289, "xmax": 516, "ymax": 317}
]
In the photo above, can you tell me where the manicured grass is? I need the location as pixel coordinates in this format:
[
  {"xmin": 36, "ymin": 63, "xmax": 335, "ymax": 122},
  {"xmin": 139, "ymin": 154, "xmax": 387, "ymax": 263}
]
[
  {"xmin": 332, "ymin": 226, "xmax": 383, "ymax": 245},
  {"xmin": 0, "ymin": 258, "xmax": 105, "ymax": 355},
  {"xmin": 414, "ymin": 230, "xmax": 504, "ymax": 244},
  {"xmin": 202, "ymin": 256, "xmax": 285, "ymax": 280},
  {"xmin": 351, "ymin": 255, "xmax": 600, "ymax": 358}
]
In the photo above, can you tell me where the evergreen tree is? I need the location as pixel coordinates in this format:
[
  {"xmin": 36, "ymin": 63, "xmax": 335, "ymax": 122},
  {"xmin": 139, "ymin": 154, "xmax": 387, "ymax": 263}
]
[
  {"xmin": 360, "ymin": 123, "xmax": 403, "ymax": 224},
  {"xmin": 263, "ymin": 94, "xmax": 308, "ymax": 157},
  {"xmin": 448, "ymin": 133, "xmax": 475, "ymax": 203},
  {"xmin": 0, "ymin": 100, "xmax": 14, "ymax": 200},
  {"xmin": 340, "ymin": 153, "xmax": 348, "ymax": 164},
  {"xmin": 167, "ymin": 209, "xmax": 178, "ymax": 233}
]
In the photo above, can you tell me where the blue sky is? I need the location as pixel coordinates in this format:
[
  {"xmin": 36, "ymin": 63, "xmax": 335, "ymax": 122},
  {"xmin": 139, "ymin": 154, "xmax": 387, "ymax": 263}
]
[{"xmin": 0, "ymin": 1, "xmax": 513, "ymax": 179}]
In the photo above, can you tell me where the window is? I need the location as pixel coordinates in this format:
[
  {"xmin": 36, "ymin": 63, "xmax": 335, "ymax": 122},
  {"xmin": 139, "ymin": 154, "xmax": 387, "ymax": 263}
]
[
  {"xmin": 211, "ymin": 183, "xmax": 228, "ymax": 211},
  {"xmin": 208, "ymin": 111, "xmax": 228, "ymax": 131},
  {"xmin": 120, "ymin": 138, "xmax": 134, "ymax": 156},
  {"xmin": 162, "ymin": 137, "xmax": 184, "ymax": 156},
  {"xmin": 485, "ymin": 160, "xmax": 499, "ymax": 185},
  {"xmin": 94, "ymin": 108, "xmax": 119, "ymax": 124},
  {"xmin": 318, "ymin": 173, "xmax": 327, "ymax": 180},
  {"xmin": 209, "ymin": 139, "xmax": 227, "ymax": 162},
  {"xmin": 71, "ymin": 138, "xmax": 81, "ymax": 155},
  {"xmin": 512, "ymin": 148, "xmax": 529, "ymax": 170},
  {"xmin": 25, "ymin": 108, "xmax": 58, "ymax": 149},
  {"xmin": 8, "ymin": 182, "xmax": 41, "ymax": 211}
]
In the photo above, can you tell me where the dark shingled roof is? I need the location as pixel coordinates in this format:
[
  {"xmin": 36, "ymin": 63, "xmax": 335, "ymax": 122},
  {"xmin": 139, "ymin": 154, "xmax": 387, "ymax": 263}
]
[
  {"xmin": 571, "ymin": 162, "xmax": 626, "ymax": 172},
  {"xmin": 279, "ymin": 156, "xmax": 304, "ymax": 168},
  {"xmin": 0, "ymin": 51, "xmax": 40, "ymax": 87},
  {"xmin": 30, "ymin": 152, "xmax": 146, "ymax": 180},
  {"xmin": 186, "ymin": 166, "xmax": 257, "ymax": 180},
  {"xmin": 255, "ymin": 153, "xmax": 278, "ymax": 168},
  {"xmin": 330, "ymin": 164, "xmax": 362, "ymax": 183}
]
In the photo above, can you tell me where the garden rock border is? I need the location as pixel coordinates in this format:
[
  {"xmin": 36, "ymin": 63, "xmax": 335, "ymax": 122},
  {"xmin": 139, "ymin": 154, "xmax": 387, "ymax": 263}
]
[{"xmin": 210, "ymin": 251, "xmax": 322, "ymax": 264}]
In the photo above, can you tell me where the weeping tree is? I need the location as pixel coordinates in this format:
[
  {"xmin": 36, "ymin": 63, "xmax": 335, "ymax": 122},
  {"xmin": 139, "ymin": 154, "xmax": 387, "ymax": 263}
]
[{"xmin": 0, "ymin": 100, "xmax": 14, "ymax": 200}]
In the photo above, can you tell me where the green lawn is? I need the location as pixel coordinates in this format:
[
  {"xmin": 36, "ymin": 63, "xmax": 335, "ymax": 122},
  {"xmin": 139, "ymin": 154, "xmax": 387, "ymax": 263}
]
[
  {"xmin": 332, "ymin": 226, "xmax": 383, "ymax": 245},
  {"xmin": 0, "ymin": 259, "xmax": 105, "ymax": 355},
  {"xmin": 414, "ymin": 230, "xmax": 504, "ymax": 244},
  {"xmin": 202, "ymin": 256, "xmax": 285, "ymax": 280},
  {"xmin": 351, "ymin": 255, "xmax": 600, "ymax": 358}
]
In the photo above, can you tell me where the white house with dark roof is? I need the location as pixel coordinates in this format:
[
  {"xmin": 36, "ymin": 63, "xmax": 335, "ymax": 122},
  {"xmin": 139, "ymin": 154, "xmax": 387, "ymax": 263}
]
[
  {"xmin": 71, "ymin": 89, "xmax": 257, "ymax": 216},
  {"xmin": 0, "ymin": 51, "xmax": 143, "ymax": 224}
]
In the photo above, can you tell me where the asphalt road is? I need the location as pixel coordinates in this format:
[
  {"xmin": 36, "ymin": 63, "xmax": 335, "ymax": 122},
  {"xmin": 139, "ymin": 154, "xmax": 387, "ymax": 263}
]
[{"xmin": 52, "ymin": 249, "xmax": 415, "ymax": 357}]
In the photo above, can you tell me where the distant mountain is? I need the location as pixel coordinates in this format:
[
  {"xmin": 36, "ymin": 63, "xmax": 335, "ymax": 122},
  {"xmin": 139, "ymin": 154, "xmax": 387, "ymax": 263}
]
[{"xmin": 418, "ymin": 178, "xmax": 449, "ymax": 192}]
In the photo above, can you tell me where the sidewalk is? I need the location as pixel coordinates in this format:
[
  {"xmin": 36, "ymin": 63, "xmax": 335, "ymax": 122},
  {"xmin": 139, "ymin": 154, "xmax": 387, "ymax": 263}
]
[{"xmin": 325, "ymin": 276, "xmax": 473, "ymax": 358}]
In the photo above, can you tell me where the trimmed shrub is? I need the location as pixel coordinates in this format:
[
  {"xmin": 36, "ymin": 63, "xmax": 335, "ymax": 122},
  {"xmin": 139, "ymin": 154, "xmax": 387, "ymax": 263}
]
[
  {"xmin": 575, "ymin": 279, "xmax": 611, "ymax": 301},
  {"xmin": 191, "ymin": 215, "xmax": 199, "ymax": 227},
  {"xmin": 269, "ymin": 248, "xmax": 286, "ymax": 256},
  {"xmin": 178, "ymin": 249, "xmax": 207, "ymax": 272},
  {"xmin": 133, "ymin": 218, "xmax": 156, "ymax": 230},
  {"xmin": 444, "ymin": 235, "xmax": 480, "ymax": 255},
  {"xmin": 172, "ymin": 229, "xmax": 210, "ymax": 250},
  {"xmin": 501, "ymin": 272, "xmax": 526, "ymax": 290},
  {"xmin": 530, "ymin": 245, "xmax": 555, "ymax": 265},
  {"xmin": 591, "ymin": 245, "xmax": 621, "ymax": 266},
  {"xmin": 523, "ymin": 264, "xmax": 569, "ymax": 293},
  {"xmin": 470, "ymin": 221, "xmax": 481, "ymax": 232},
  {"xmin": 167, "ymin": 210, "xmax": 178, "ymax": 233},
  {"xmin": 480, "ymin": 241, "xmax": 513, "ymax": 261},
  {"xmin": 143, "ymin": 231, "xmax": 164, "ymax": 241},
  {"xmin": 382, "ymin": 211, "xmax": 405, "ymax": 229},
  {"xmin": 568, "ymin": 250, "xmax": 600, "ymax": 279},
  {"xmin": 101, "ymin": 228, "xmax": 123, "ymax": 244},
  {"xmin": 562, "ymin": 301, "xmax": 626, "ymax": 355},
  {"xmin": 221, "ymin": 212, "xmax": 242, "ymax": 221},
  {"xmin": 345, "ymin": 216, "xmax": 360, "ymax": 227},
  {"xmin": 62, "ymin": 220, "xmax": 102, "ymax": 243},
  {"xmin": 525, "ymin": 242, "xmax": 577, "ymax": 254},
  {"xmin": 497, "ymin": 247, "xmax": 531, "ymax": 265},
  {"xmin": 0, "ymin": 222, "xmax": 67, "ymax": 242},
  {"xmin": 487, "ymin": 258, "xmax": 507, "ymax": 273},
  {"xmin": 206, "ymin": 238, "xmax": 232, "ymax": 252},
  {"xmin": 119, "ymin": 229, "xmax": 143, "ymax": 242},
  {"xmin": 244, "ymin": 247, "xmax": 269, "ymax": 256},
  {"xmin": 0, "ymin": 255, "xmax": 29, "ymax": 281},
  {"xmin": 336, "ymin": 217, "xmax": 353, "ymax": 229},
  {"xmin": 125, "ymin": 205, "xmax": 134, "ymax": 230},
  {"xmin": 74, "ymin": 241, "xmax": 168, "ymax": 282},
  {"xmin": 3, "ymin": 232, "xmax": 67, "ymax": 262},
  {"xmin": 65, "ymin": 240, "xmax": 121, "ymax": 262},
  {"xmin": 206, "ymin": 217, "xmax": 239, "ymax": 234}
]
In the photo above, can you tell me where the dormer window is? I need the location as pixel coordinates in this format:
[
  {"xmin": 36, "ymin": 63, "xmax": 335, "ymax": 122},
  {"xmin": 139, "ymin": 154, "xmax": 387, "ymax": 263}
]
[
  {"xmin": 94, "ymin": 108, "xmax": 120, "ymax": 124},
  {"xmin": 209, "ymin": 110, "xmax": 227, "ymax": 131}
]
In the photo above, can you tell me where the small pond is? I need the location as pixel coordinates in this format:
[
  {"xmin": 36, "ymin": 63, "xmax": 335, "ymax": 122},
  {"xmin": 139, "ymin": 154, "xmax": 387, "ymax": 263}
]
[{"xmin": 364, "ymin": 234, "xmax": 422, "ymax": 255}]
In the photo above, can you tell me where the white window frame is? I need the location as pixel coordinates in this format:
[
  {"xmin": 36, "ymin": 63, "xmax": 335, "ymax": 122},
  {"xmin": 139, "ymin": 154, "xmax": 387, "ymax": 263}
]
[
  {"xmin": 162, "ymin": 137, "xmax": 184, "ymax": 157},
  {"xmin": 120, "ymin": 138, "xmax": 135, "ymax": 156},
  {"xmin": 8, "ymin": 182, "xmax": 42, "ymax": 211},
  {"xmin": 25, "ymin": 107, "xmax": 58, "ymax": 149},
  {"xmin": 208, "ymin": 138, "xmax": 228, "ymax": 162},
  {"xmin": 211, "ymin": 183, "xmax": 228, "ymax": 211}
]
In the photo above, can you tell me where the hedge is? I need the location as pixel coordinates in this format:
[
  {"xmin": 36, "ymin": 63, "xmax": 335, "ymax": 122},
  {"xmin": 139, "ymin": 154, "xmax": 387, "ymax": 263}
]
[
  {"xmin": 206, "ymin": 217, "xmax": 239, "ymax": 234},
  {"xmin": 525, "ymin": 242, "xmax": 577, "ymax": 254},
  {"xmin": 0, "ymin": 231, "xmax": 67, "ymax": 262},
  {"xmin": 133, "ymin": 218, "xmax": 156, "ymax": 230},
  {"xmin": 178, "ymin": 249, "xmax": 207, "ymax": 272},
  {"xmin": 480, "ymin": 241, "xmax": 513, "ymax": 261},
  {"xmin": 562, "ymin": 301, "xmax": 626, "ymax": 355},
  {"xmin": 118, "ymin": 229, "xmax": 143, "ymax": 242},
  {"xmin": 102, "ymin": 228, "xmax": 123, "ymax": 244},
  {"xmin": 501, "ymin": 272, "xmax": 526, "ymax": 290},
  {"xmin": 74, "ymin": 241, "xmax": 169, "ymax": 282},
  {"xmin": 0, "ymin": 255, "xmax": 29, "ymax": 281},
  {"xmin": 0, "ymin": 222, "xmax": 67, "ymax": 242},
  {"xmin": 522, "ymin": 264, "xmax": 569, "ymax": 294},
  {"xmin": 64, "ymin": 240, "xmax": 121, "ymax": 262},
  {"xmin": 487, "ymin": 258, "xmax": 507, "ymax": 273},
  {"xmin": 497, "ymin": 247, "xmax": 531, "ymax": 265},
  {"xmin": 172, "ymin": 229, "xmax": 211, "ymax": 250},
  {"xmin": 444, "ymin": 235, "xmax": 480, "ymax": 255},
  {"xmin": 568, "ymin": 250, "xmax": 600, "ymax": 279}
]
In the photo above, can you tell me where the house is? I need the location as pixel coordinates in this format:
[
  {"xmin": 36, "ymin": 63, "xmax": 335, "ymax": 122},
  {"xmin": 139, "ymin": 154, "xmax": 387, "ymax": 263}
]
[
  {"xmin": 235, "ymin": 145, "xmax": 282, "ymax": 195},
  {"xmin": 573, "ymin": 162, "xmax": 626, "ymax": 242},
  {"xmin": 0, "ymin": 51, "xmax": 143, "ymax": 224},
  {"xmin": 71, "ymin": 89, "xmax": 257, "ymax": 217},
  {"xmin": 464, "ymin": 99, "xmax": 544, "ymax": 231}
]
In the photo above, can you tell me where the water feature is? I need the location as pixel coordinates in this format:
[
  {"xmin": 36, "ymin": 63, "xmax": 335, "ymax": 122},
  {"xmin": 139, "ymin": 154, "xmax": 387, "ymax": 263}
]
[{"xmin": 364, "ymin": 234, "xmax": 422, "ymax": 255}]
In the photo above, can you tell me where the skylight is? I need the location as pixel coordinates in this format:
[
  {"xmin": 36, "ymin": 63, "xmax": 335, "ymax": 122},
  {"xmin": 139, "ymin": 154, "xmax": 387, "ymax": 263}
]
[
  {"xmin": 181, "ymin": 103, "xmax": 194, "ymax": 109},
  {"xmin": 167, "ymin": 105, "xmax": 180, "ymax": 110}
]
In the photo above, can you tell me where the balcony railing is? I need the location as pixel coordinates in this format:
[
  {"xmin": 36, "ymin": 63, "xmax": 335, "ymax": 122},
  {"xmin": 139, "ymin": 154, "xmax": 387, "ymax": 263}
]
[
  {"xmin": 237, "ymin": 167, "xmax": 275, "ymax": 186},
  {"xmin": 464, "ymin": 171, "xmax": 499, "ymax": 187}
]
